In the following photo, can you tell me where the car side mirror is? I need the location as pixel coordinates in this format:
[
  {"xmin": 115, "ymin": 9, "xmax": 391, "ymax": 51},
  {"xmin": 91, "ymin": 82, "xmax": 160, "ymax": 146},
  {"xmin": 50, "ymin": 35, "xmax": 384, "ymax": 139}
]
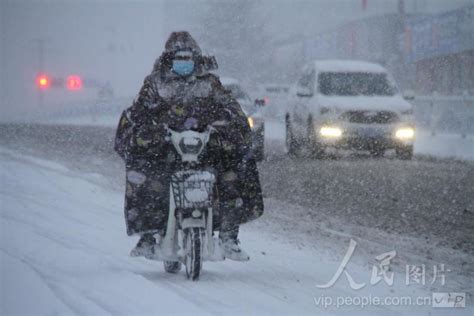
[
  {"xmin": 403, "ymin": 90, "xmax": 415, "ymax": 101},
  {"xmin": 296, "ymin": 87, "xmax": 313, "ymax": 97},
  {"xmin": 254, "ymin": 99, "xmax": 265, "ymax": 107}
]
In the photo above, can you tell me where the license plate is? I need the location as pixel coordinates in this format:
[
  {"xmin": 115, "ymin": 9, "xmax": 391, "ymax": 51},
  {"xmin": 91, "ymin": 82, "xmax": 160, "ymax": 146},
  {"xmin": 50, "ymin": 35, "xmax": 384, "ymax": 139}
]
[{"xmin": 359, "ymin": 127, "xmax": 384, "ymax": 138}]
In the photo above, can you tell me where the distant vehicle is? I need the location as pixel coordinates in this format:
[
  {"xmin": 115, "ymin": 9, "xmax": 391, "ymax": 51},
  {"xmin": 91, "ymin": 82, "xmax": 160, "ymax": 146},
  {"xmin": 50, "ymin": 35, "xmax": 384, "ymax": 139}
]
[
  {"xmin": 255, "ymin": 84, "xmax": 291, "ymax": 119},
  {"xmin": 221, "ymin": 77, "xmax": 265, "ymax": 161},
  {"xmin": 285, "ymin": 60, "xmax": 415, "ymax": 159}
]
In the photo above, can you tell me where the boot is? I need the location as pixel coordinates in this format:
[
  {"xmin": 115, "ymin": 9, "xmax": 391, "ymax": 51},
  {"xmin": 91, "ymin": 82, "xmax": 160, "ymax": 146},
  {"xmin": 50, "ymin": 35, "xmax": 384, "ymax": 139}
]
[
  {"xmin": 219, "ymin": 227, "xmax": 249, "ymax": 261},
  {"xmin": 130, "ymin": 233, "xmax": 156, "ymax": 258}
]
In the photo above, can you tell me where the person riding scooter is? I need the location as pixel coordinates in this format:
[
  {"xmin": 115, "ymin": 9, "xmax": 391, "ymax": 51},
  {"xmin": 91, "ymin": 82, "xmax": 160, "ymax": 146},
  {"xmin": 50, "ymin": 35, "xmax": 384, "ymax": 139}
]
[{"xmin": 114, "ymin": 31, "xmax": 264, "ymax": 261}]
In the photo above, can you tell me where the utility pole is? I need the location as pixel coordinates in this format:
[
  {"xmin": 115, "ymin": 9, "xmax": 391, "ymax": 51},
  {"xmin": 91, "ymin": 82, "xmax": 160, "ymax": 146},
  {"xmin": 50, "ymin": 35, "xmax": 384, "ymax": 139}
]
[
  {"xmin": 0, "ymin": 2, "xmax": 5, "ymax": 111},
  {"xmin": 34, "ymin": 38, "xmax": 45, "ymax": 108},
  {"xmin": 397, "ymin": 0, "xmax": 411, "ymax": 90}
]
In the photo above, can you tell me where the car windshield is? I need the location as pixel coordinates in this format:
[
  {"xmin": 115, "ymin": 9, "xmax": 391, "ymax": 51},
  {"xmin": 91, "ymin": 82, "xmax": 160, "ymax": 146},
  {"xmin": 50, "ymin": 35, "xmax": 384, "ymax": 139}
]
[
  {"xmin": 224, "ymin": 84, "xmax": 255, "ymax": 113},
  {"xmin": 318, "ymin": 72, "xmax": 397, "ymax": 96},
  {"xmin": 225, "ymin": 84, "xmax": 248, "ymax": 100}
]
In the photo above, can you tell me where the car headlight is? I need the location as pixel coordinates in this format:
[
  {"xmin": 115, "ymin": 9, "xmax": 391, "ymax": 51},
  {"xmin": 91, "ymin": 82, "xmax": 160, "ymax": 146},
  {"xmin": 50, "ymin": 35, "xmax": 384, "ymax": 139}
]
[
  {"xmin": 395, "ymin": 127, "xmax": 415, "ymax": 140},
  {"xmin": 248, "ymin": 117, "xmax": 254, "ymax": 129},
  {"xmin": 320, "ymin": 126, "xmax": 342, "ymax": 138}
]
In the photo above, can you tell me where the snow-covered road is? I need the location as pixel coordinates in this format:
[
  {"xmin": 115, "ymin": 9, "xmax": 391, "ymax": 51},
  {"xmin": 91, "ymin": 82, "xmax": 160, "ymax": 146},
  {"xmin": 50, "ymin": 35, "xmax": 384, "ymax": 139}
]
[{"xmin": 3, "ymin": 147, "xmax": 471, "ymax": 315}]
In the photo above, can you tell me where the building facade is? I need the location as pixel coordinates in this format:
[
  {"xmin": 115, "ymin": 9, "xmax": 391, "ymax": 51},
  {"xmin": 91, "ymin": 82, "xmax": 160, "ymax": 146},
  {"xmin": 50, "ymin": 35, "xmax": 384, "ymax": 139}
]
[
  {"xmin": 272, "ymin": 4, "xmax": 473, "ymax": 95},
  {"xmin": 400, "ymin": 5, "xmax": 474, "ymax": 94}
]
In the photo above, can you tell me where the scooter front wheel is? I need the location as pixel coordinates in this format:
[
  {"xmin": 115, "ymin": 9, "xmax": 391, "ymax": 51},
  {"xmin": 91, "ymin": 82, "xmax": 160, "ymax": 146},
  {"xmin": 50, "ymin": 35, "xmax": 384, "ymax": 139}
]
[{"xmin": 184, "ymin": 227, "xmax": 203, "ymax": 281}]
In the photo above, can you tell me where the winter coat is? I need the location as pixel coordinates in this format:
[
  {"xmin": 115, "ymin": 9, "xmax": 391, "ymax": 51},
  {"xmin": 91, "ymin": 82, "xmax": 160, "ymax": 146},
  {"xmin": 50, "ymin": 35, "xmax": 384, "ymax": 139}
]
[{"xmin": 114, "ymin": 32, "xmax": 264, "ymax": 236}]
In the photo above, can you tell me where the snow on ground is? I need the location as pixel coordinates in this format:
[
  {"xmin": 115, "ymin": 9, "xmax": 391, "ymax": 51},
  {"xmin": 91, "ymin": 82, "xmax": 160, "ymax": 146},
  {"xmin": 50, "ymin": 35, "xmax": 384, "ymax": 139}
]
[
  {"xmin": 2, "ymin": 147, "xmax": 470, "ymax": 315},
  {"xmin": 43, "ymin": 113, "xmax": 122, "ymax": 128},
  {"xmin": 414, "ymin": 131, "xmax": 474, "ymax": 161}
]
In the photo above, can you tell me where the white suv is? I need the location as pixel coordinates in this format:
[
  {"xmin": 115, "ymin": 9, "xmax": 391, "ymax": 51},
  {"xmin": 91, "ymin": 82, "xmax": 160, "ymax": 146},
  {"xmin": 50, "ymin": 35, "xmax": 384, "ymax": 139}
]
[{"xmin": 285, "ymin": 60, "xmax": 415, "ymax": 159}]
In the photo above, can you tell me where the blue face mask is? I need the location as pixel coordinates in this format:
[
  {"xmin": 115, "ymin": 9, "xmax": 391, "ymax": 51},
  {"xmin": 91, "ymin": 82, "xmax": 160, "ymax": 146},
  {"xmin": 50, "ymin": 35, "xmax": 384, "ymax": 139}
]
[{"xmin": 172, "ymin": 60, "xmax": 195, "ymax": 76}]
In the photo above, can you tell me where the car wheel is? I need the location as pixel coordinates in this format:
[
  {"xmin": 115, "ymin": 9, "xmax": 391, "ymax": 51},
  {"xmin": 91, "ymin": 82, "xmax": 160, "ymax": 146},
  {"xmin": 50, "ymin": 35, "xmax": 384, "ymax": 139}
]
[
  {"xmin": 254, "ymin": 126, "xmax": 265, "ymax": 161},
  {"xmin": 396, "ymin": 145, "xmax": 413, "ymax": 160},
  {"xmin": 311, "ymin": 145, "xmax": 327, "ymax": 159},
  {"xmin": 305, "ymin": 115, "xmax": 326, "ymax": 159},
  {"xmin": 254, "ymin": 145, "xmax": 264, "ymax": 162},
  {"xmin": 285, "ymin": 115, "xmax": 300, "ymax": 157}
]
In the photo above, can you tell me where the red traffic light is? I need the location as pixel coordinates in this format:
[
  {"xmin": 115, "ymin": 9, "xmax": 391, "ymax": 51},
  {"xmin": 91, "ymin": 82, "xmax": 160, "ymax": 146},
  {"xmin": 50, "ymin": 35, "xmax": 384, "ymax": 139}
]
[
  {"xmin": 36, "ymin": 74, "xmax": 50, "ymax": 89},
  {"xmin": 67, "ymin": 75, "xmax": 82, "ymax": 90}
]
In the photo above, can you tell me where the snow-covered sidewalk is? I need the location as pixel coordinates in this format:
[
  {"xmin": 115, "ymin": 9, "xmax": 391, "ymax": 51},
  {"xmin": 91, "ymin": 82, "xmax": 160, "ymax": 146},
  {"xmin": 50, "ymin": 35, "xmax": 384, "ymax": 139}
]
[{"xmin": 0, "ymin": 148, "xmax": 470, "ymax": 315}]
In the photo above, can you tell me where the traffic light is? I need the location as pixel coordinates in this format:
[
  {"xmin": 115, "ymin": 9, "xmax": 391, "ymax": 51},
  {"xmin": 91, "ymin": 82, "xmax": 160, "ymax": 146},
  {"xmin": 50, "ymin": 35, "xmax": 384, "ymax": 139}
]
[
  {"xmin": 66, "ymin": 75, "xmax": 82, "ymax": 90},
  {"xmin": 36, "ymin": 74, "xmax": 51, "ymax": 90}
]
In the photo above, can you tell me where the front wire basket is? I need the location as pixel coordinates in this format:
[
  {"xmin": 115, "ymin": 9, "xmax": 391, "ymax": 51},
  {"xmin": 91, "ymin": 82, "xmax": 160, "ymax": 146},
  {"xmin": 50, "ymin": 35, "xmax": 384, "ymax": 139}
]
[{"xmin": 170, "ymin": 171, "xmax": 215, "ymax": 209}]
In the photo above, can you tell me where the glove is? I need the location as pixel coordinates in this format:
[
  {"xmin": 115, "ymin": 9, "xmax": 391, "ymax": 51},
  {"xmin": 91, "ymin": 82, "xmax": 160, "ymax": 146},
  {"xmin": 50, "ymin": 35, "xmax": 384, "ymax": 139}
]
[{"xmin": 133, "ymin": 124, "xmax": 167, "ymax": 149}]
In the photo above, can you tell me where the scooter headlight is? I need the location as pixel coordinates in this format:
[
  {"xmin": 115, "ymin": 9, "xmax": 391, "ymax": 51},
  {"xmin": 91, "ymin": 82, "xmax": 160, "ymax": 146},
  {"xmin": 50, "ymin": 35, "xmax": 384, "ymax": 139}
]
[{"xmin": 179, "ymin": 137, "xmax": 203, "ymax": 154}]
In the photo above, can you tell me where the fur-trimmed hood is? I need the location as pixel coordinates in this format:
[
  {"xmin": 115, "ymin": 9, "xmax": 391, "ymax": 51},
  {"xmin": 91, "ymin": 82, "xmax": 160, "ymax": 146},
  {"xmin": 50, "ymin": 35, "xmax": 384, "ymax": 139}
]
[{"xmin": 152, "ymin": 31, "xmax": 208, "ymax": 79}]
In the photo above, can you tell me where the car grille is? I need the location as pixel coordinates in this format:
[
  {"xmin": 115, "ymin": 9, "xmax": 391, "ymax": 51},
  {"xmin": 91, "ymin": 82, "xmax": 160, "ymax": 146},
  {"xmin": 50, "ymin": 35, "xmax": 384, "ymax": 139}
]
[{"xmin": 341, "ymin": 111, "xmax": 399, "ymax": 124}]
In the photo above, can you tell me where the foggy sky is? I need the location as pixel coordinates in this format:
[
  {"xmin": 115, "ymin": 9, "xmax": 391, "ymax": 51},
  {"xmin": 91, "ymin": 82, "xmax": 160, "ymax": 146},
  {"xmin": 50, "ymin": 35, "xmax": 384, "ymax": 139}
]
[{"xmin": 1, "ymin": 0, "xmax": 472, "ymax": 121}]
